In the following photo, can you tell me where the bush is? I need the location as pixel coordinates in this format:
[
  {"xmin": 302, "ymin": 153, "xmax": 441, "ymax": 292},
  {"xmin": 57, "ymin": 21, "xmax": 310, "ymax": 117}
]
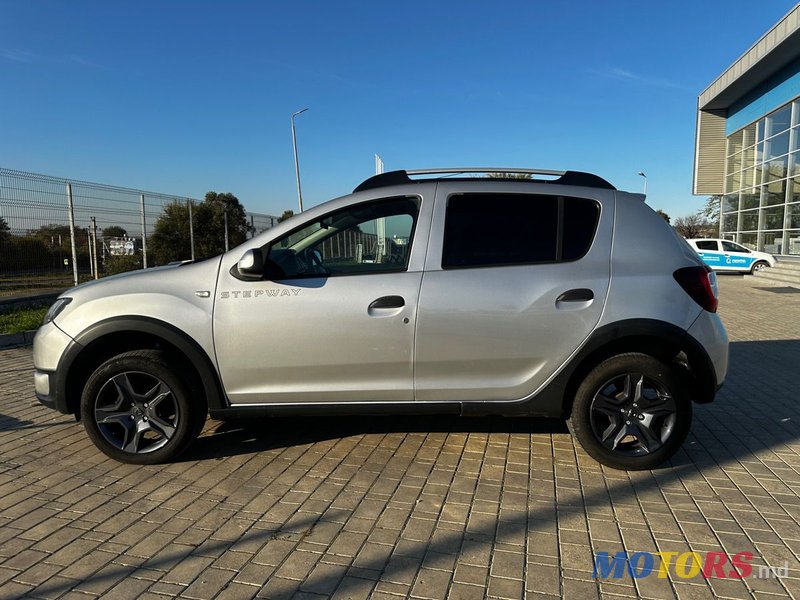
[{"xmin": 104, "ymin": 255, "xmax": 143, "ymax": 275}]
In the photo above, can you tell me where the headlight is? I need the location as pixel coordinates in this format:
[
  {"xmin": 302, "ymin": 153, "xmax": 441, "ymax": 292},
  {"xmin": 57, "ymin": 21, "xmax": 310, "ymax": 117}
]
[{"xmin": 43, "ymin": 298, "xmax": 72, "ymax": 325}]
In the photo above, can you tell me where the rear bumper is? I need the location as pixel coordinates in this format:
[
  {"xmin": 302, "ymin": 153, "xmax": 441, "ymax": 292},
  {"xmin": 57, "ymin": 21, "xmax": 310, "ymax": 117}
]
[{"xmin": 687, "ymin": 310, "xmax": 729, "ymax": 397}]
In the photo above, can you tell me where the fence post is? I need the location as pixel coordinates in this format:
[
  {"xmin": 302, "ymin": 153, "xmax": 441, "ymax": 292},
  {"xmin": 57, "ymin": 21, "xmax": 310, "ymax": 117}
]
[
  {"xmin": 250, "ymin": 215, "xmax": 255, "ymax": 239},
  {"xmin": 224, "ymin": 209, "xmax": 229, "ymax": 252},
  {"xmin": 66, "ymin": 183, "xmax": 79, "ymax": 287},
  {"xmin": 87, "ymin": 228, "xmax": 94, "ymax": 279},
  {"xmin": 187, "ymin": 199, "xmax": 195, "ymax": 261},
  {"xmin": 140, "ymin": 194, "xmax": 148, "ymax": 268},
  {"xmin": 91, "ymin": 217, "xmax": 99, "ymax": 279}
]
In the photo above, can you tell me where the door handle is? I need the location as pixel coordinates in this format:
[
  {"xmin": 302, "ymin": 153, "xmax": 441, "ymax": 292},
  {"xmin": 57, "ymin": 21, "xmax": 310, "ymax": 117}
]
[
  {"xmin": 556, "ymin": 289, "xmax": 594, "ymax": 303},
  {"xmin": 369, "ymin": 295, "xmax": 405, "ymax": 309}
]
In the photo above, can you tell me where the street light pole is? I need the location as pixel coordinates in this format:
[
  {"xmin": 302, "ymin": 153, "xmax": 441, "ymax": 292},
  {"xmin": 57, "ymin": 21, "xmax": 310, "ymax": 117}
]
[
  {"xmin": 291, "ymin": 108, "xmax": 309, "ymax": 213},
  {"xmin": 637, "ymin": 171, "xmax": 647, "ymax": 195}
]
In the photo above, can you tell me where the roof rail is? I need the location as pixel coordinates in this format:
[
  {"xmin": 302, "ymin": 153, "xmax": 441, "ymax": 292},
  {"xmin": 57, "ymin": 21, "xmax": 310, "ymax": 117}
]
[{"xmin": 353, "ymin": 168, "xmax": 616, "ymax": 193}]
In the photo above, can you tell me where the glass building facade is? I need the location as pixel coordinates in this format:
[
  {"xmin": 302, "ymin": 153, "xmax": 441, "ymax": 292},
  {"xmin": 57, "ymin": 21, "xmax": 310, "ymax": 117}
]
[{"xmin": 722, "ymin": 98, "xmax": 800, "ymax": 255}]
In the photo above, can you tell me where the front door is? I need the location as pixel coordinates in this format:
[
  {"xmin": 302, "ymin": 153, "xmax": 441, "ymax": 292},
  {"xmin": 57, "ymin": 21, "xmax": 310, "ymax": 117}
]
[
  {"xmin": 214, "ymin": 195, "xmax": 427, "ymax": 405},
  {"xmin": 720, "ymin": 240, "xmax": 757, "ymax": 270}
]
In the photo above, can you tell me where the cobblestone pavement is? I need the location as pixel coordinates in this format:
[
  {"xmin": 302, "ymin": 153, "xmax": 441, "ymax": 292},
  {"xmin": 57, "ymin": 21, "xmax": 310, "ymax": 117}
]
[{"xmin": 1, "ymin": 275, "xmax": 799, "ymax": 600}]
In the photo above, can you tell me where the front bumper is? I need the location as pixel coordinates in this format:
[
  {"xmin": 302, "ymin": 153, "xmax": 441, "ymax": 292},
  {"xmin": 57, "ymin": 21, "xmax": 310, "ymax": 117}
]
[
  {"xmin": 33, "ymin": 322, "xmax": 77, "ymax": 414},
  {"xmin": 34, "ymin": 369, "xmax": 58, "ymax": 410}
]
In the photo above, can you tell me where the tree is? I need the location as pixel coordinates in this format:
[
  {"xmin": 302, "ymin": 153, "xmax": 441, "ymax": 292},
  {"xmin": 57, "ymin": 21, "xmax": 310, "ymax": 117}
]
[
  {"xmin": 194, "ymin": 192, "xmax": 249, "ymax": 259},
  {"xmin": 0, "ymin": 217, "xmax": 9, "ymax": 247},
  {"xmin": 1, "ymin": 236, "xmax": 50, "ymax": 273},
  {"xmin": 33, "ymin": 224, "xmax": 71, "ymax": 242},
  {"xmin": 103, "ymin": 225, "xmax": 128, "ymax": 238},
  {"xmin": 105, "ymin": 254, "xmax": 142, "ymax": 275},
  {"xmin": 31, "ymin": 224, "xmax": 90, "ymax": 265},
  {"xmin": 698, "ymin": 195, "xmax": 721, "ymax": 235},
  {"xmin": 149, "ymin": 192, "xmax": 249, "ymax": 265},
  {"xmin": 655, "ymin": 209, "xmax": 671, "ymax": 224},
  {"xmin": 149, "ymin": 200, "xmax": 192, "ymax": 265},
  {"xmin": 674, "ymin": 214, "xmax": 714, "ymax": 239},
  {"xmin": 277, "ymin": 210, "xmax": 294, "ymax": 223}
]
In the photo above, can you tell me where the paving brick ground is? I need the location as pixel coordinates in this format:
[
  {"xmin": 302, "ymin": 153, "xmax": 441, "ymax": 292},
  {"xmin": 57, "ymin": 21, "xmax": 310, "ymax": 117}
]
[{"xmin": 1, "ymin": 275, "xmax": 799, "ymax": 599}]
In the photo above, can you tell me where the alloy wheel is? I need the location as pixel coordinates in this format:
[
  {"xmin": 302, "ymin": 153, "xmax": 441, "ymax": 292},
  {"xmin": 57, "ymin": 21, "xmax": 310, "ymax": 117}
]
[
  {"xmin": 93, "ymin": 371, "xmax": 180, "ymax": 454},
  {"xmin": 588, "ymin": 373, "xmax": 676, "ymax": 456}
]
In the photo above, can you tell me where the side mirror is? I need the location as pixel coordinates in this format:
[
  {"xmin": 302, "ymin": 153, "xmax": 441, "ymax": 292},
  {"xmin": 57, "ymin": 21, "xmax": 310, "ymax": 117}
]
[{"xmin": 237, "ymin": 249, "xmax": 263, "ymax": 280}]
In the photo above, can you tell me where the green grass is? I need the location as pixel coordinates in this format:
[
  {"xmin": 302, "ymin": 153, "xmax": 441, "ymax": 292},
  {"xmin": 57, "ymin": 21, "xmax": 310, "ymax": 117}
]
[{"xmin": 0, "ymin": 307, "xmax": 48, "ymax": 335}]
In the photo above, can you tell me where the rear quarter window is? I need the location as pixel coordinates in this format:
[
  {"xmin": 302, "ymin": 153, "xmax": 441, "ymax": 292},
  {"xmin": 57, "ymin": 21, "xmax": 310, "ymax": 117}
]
[{"xmin": 695, "ymin": 240, "xmax": 719, "ymax": 251}]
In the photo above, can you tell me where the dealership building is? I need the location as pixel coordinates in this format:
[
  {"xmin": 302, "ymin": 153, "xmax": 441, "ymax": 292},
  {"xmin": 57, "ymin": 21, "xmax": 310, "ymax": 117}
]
[{"xmin": 694, "ymin": 4, "xmax": 800, "ymax": 256}]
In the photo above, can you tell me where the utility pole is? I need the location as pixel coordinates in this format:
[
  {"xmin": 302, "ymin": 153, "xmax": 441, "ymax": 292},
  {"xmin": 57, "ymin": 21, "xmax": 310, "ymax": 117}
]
[
  {"xmin": 187, "ymin": 199, "xmax": 195, "ymax": 261},
  {"xmin": 140, "ymin": 193, "xmax": 148, "ymax": 268},
  {"xmin": 87, "ymin": 228, "xmax": 94, "ymax": 279},
  {"xmin": 223, "ymin": 209, "xmax": 229, "ymax": 252},
  {"xmin": 91, "ymin": 217, "xmax": 99, "ymax": 279},
  {"xmin": 66, "ymin": 184, "xmax": 78, "ymax": 286},
  {"xmin": 291, "ymin": 108, "xmax": 308, "ymax": 213}
]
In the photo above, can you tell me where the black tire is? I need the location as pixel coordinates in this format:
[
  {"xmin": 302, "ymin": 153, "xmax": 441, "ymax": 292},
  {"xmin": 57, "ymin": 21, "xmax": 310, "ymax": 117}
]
[
  {"xmin": 567, "ymin": 353, "xmax": 691, "ymax": 471},
  {"xmin": 751, "ymin": 261, "xmax": 769, "ymax": 273},
  {"xmin": 80, "ymin": 350, "xmax": 206, "ymax": 464}
]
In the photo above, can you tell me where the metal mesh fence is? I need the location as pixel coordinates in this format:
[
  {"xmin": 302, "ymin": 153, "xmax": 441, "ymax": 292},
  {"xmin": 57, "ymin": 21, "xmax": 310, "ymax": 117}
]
[
  {"xmin": 248, "ymin": 213, "xmax": 280, "ymax": 236},
  {"xmin": 0, "ymin": 168, "xmax": 279, "ymax": 298}
]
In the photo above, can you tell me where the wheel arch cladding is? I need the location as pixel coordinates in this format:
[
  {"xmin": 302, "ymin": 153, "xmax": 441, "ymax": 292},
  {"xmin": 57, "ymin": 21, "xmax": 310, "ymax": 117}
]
[
  {"xmin": 558, "ymin": 319, "xmax": 718, "ymax": 417},
  {"xmin": 57, "ymin": 316, "xmax": 225, "ymax": 417}
]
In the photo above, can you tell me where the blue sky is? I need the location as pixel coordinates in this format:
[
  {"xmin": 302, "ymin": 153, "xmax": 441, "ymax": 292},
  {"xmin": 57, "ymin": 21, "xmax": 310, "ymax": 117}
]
[{"xmin": 1, "ymin": 1, "xmax": 797, "ymax": 218}]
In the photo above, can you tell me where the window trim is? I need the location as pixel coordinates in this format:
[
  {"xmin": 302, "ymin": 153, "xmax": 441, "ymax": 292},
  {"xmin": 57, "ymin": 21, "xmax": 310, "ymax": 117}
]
[
  {"xmin": 440, "ymin": 192, "xmax": 601, "ymax": 270},
  {"xmin": 262, "ymin": 195, "xmax": 422, "ymax": 281}
]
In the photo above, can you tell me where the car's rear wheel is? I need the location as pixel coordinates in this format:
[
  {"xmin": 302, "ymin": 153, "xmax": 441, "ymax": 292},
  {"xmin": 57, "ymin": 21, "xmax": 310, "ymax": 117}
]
[
  {"xmin": 751, "ymin": 261, "xmax": 769, "ymax": 273},
  {"xmin": 567, "ymin": 353, "xmax": 691, "ymax": 470},
  {"xmin": 80, "ymin": 350, "xmax": 206, "ymax": 464}
]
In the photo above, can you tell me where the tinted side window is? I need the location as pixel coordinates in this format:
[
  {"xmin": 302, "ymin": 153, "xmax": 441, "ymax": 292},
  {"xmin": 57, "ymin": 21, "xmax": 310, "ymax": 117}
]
[
  {"xmin": 442, "ymin": 193, "xmax": 599, "ymax": 269},
  {"xmin": 721, "ymin": 240, "xmax": 748, "ymax": 253},
  {"xmin": 695, "ymin": 240, "xmax": 719, "ymax": 251}
]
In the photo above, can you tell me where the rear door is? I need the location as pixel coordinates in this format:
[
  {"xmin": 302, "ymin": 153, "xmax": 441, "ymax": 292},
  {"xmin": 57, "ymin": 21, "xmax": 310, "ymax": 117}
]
[{"xmin": 414, "ymin": 182, "xmax": 613, "ymax": 403}]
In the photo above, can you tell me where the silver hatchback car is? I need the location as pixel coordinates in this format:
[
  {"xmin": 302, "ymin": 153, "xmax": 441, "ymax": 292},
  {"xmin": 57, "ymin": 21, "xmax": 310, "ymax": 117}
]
[{"xmin": 33, "ymin": 168, "xmax": 728, "ymax": 470}]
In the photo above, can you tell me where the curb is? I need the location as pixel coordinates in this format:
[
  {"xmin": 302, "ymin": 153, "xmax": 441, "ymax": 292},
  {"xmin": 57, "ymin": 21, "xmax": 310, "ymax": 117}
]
[
  {"xmin": 0, "ymin": 330, "xmax": 37, "ymax": 349},
  {"xmin": 0, "ymin": 292, "xmax": 63, "ymax": 314}
]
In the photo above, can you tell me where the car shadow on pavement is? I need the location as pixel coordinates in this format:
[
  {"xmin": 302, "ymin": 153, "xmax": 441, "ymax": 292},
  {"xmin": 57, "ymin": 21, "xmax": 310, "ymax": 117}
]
[
  {"xmin": 0, "ymin": 412, "xmax": 72, "ymax": 431},
  {"xmin": 183, "ymin": 415, "xmax": 570, "ymax": 462},
  {"xmin": 22, "ymin": 338, "xmax": 800, "ymax": 599},
  {"xmin": 180, "ymin": 339, "xmax": 800, "ymax": 465}
]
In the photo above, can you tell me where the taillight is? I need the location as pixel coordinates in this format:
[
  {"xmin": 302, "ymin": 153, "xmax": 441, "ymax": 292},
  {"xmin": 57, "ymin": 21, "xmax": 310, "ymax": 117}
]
[{"xmin": 673, "ymin": 266, "xmax": 718, "ymax": 313}]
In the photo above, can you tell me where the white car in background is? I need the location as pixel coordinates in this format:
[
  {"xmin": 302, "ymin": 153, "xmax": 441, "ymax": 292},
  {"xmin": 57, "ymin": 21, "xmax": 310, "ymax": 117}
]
[{"xmin": 687, "ymin": 238, "xmax": 776, "ymax": 273}]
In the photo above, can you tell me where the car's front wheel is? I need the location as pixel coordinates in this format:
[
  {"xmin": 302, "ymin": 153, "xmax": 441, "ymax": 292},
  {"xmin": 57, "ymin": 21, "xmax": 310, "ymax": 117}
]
[
  {"xmin": 80, "ymin": 350, "xmax": 206, "ymax": 464},
  {"xmin": 751, "ymin": 261, "xmax": 769, "ymax": 273},
  {"xmin": 567, "ymin": 353, "xmax": 691, "ymax": 470}
]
